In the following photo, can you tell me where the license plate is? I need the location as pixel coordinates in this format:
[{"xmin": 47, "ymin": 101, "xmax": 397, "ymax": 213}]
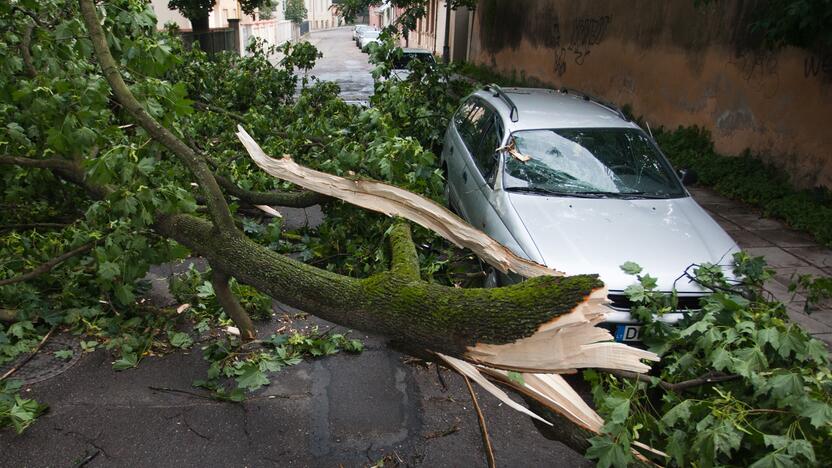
[{"xmin": 614, "ymin": 325, "xmax": 642, "ymax": 342}]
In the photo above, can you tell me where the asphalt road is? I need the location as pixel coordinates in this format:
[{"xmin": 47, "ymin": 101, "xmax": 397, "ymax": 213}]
[
  {"xmin": 305, "ymin": 27, "xmax": 375, "ymax": 104},
  {"xmin": 0, "ymin": 28, "xmax": 589, "ymax": 468}
]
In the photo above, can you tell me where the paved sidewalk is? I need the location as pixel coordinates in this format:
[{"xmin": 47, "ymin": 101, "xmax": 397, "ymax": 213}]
[{"xmin": 689, "ymin": 187, "xmax": 832, "ymax": 346}]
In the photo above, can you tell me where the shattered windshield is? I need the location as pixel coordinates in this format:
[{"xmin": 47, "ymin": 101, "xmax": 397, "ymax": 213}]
[{"xmin": 502, "ymin": 128, "xmax": 686, "ymax": 199}]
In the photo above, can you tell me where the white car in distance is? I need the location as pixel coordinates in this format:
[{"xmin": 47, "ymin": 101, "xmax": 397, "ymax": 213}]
[
  {"xmin": 358, "ymin": 30, "xmax": 382, "ymax": 52},
  {"xmin": 352, "ymin": 24, "xmax": 375, "ymax": 43}
]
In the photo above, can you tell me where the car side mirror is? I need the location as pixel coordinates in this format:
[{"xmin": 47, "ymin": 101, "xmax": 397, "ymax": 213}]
[{"xmin": 678, "ymin": 168, "xmax": 698, "ymax": 185}]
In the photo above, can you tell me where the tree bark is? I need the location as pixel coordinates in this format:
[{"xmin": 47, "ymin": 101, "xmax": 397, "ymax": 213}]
[
  {"xmin": 210, "ymin": 269, "xmax": 257, "ymax": 341},
  {"xmin": 190, "ymin": 12, "xmax": 210, "ymax": 34},
  {"xmin": 155, "ymin": 214, "xmax": 603, "ymax": 355}
]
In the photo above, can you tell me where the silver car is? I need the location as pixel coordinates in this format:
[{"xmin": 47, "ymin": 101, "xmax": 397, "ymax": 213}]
[{"xmin": 441, "ymin": 86, "xmax": 740, "ymax": 342}]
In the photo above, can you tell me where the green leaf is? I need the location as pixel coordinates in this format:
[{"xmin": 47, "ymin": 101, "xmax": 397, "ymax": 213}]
[
  {"xmin": 799, "ymin": 400, "xmax": 832, "ymax": 428},
  {"xmin": 53, "ymin": 349, "xmax": 74, "ymax": 360},
  {"xmin": 733, "ymin": 346, "xmax": 768, "ymax": 376},
  {"xmin": 114, "ymin": 284, "xmax": 135, "ymax": 305},
  {"xmin": 640, "ymin": 274, "xmax": 658, "ymax": 290},
  {"xmin": 624, "ymin": 283, "xmax": 647, "ymax": 303},
  {"xmin": 608, "ymin": 397, "xmax": 630, "ymax": 424},
  {"xmin": 666, "ymin": 429, "xmax": 688, "ymax": 467},
  {"xmin": 762, "ymin": 434, "xmax": 790, "ymax": 450},
  {"xmin": 661, "ymin": 400, "xmax": 692, "ymax": 428},
  {"xmin": 767, "ymin": 372, "xmax": 804, "ymax": 401},
  {"xmin": 585, "ymin": 435, "xmax": 633, "ymax": 468},
  {"xmin": 757, "ymin": 327, "xmax": 781, "ymax": 349},
  {"xmin": 235, "ymin": 364, "xmax": 269, "ymax": 391},
  {"xmin": 749, "ymin": 451, "xmax": 796, "ymax": 468},
  {"xmin": 693, "ymin": 421, "xmax": 743, "ymax": 467},
  {"xmin": 710, "ymin": 347, "xmax": 734, "ymax": 371},
  {"xmin": 777, "ymin": 329, "xmax": 806, "ymax": 359},
  {"xmin": 620, "ymin": 261, "xmax": 642, "ymax": 275},
  {"xmin": 169, "ymin": 332, "xmax": 193, "ymax": 349},
  {"xmin": 112, "ymin": 353, "xmax": 138, "ymax": 371},
  {"xmin": 137, "ymin": 157, "xmax": 156, "ymax": 175},
  {"xmin": 98, "ymin": 261, "xmax": 121, "ymax": 281}
]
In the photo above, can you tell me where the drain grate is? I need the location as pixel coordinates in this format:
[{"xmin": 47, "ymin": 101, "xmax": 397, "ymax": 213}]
[{"xmin": 0, "ymin": 333, "xmax": 83, "ymax": 385}]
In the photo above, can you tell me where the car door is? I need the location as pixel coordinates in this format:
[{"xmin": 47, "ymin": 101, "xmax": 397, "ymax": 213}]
[
  {"xmin": 460, "ymin": 106, "xmax": 503, "ymax": 230},
  {"xmin": 444, "ymin": 98, "xmax": 478, "ymax": 218},
  {"xmin": 450, "ymin": 98, "xmax": 493, "ymax": 220}
]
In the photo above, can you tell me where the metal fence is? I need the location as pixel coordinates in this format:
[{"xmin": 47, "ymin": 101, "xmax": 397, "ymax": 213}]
[{"xmin": 180, "ymin": 27, "xmax": 238, "ymax": 55}]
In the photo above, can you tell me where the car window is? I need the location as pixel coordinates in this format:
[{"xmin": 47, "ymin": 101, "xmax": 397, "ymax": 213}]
[
  {"xmin": 474, "ymin": 115, "xmax": 503, "ymax": 179},
  {"xmin": 459, "ymin": 100, "xmax": 493, "ymax": 154},
  {"xmin": 453, "ymin": 100, "xmax": 476, "ymax": 130}
]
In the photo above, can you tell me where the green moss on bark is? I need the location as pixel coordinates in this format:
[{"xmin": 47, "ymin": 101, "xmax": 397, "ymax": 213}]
[{"xmin": 157, "ymin": 214, "xmax": 604, "ymax": 355}]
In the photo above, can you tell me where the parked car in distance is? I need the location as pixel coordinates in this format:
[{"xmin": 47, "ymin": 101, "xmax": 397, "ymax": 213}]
[
  {"xmin": 358, "ymin": 30, "xmax": 382, "ymax": 51},
  {"xmin": 352, "ymin": 24, "xmax": 375, "ymax": 43},
  {"xmin": 390, "ymin": 48, "xmax": 436, "ymax": 80},
  {"xmin": 441, "ymin": 85, "xmax": 740, "ymax": 343}
]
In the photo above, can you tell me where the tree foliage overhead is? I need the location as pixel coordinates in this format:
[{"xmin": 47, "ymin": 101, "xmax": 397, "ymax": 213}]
[
  {"xmin": 167, "ymin": 0, "xmax": 270, "ymax": 27},
  {"xmin": 698, "ymin": 0, "xmax": 832, "ymax": 50},
  {"xmin": 336, "ymin": 0, "xmax": 477, "ymax": 32},
  {"xmin": 283, "ymin": 0, "xmax": 307, "ymax": 24}
]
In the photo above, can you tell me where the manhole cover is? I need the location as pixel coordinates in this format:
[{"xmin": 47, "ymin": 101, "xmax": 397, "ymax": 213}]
[{"xmin": 0, "ymin": 333, "xmax": 83, "ymax": 385}]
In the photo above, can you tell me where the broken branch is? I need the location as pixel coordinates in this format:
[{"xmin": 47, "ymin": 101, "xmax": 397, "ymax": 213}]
[
  {"xmin": 463, "ymin": 374, "xmax": 496, "ymax": 468},
  {"xmin": 213, "ymin": 173, "xmax": 328, "ymax": 208},
  {"xmin": 236, "ymin": 126, "xmax": 562, "ymax": 278},
  {"xmin": 0, "ymin": 326, "xmax": 57, "ymax": 382},
  {"xmin": 608, "ymin": 369, "xmax": 741, "ymax": 392},
  {"xmin": 0, "ymin": 242, "xmax": 94, "ymax": 287}
]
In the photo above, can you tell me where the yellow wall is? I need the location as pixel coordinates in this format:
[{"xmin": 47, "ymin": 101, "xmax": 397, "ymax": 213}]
[{"xmin": 468, "ymin": 0, "xmax": 832, "ymax": 188}]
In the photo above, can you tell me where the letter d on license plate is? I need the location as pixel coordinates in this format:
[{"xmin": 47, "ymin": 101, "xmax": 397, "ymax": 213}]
[{"xmin": 614, "ymin": 325, "xmax": 641, "ymax": 342}]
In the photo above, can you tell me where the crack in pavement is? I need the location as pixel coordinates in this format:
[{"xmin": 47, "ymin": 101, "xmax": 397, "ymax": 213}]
[
  {"xmin": 66, "ymin": 429, "xmax": 111, "ymax": 461},
  {"xmin": 182, "ymin": 409, "xmax": 211, "ymax": 441}
]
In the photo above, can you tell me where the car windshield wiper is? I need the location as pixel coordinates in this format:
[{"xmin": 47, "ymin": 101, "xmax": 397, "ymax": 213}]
[
  {"xmin": 505, "ymin": 187, "xmax": 606, "ymax": 198},
  {"xmin": 613, "ymin": 191, "xmax": 672, "ymax": 199},
  {"xmin": 566, "ymin": 191, "xmax": 673, "ymax": 200}
]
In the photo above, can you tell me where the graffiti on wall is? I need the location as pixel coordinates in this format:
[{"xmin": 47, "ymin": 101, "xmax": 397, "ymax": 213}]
[
  {"xmin": 805, "ymin": 52, "xmax": 832, "ymax": 79},
  {"xmin": 552, "ymin": 15, "xmax": 611, "ymax": 76},
  {"xmin": 728, "ymin": 48, "xmax": 781, "ymax": 97}
]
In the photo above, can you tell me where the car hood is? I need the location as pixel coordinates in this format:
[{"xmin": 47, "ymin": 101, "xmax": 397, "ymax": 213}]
[{"xmin": 506, "ymin": 194, "xmax": 739, "ymax": 292}]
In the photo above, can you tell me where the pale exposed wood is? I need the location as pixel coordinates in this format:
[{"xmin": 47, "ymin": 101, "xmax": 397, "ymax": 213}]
[
  {"xmin": 465, "ymin": 288, "xmax": 659, "ymax": 374},
  {"xmin": 254, "ymin": 205, "xmax": 282, "ymax": 218},
  {"xmin": 236, "ymin": 126, "xmax": 563, "ymax": 278},
  {"xmin": 481, "ymin": 368, "xmax": 603, "ymax": 432},
  {"xmin": 436, "ymin": 353, "xmax": 553, "ymax": 426}
]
